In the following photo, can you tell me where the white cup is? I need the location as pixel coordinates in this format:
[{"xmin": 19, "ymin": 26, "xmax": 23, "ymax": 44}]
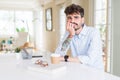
[{"xmin": 51, "ymin": 54, "xmax": 60, "ymax": 64}]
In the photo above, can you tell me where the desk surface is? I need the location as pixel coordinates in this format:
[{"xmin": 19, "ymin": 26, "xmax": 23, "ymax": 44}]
[{"xmin": 0, "ymin": 54, "xmax": 120, "ymax": 80}]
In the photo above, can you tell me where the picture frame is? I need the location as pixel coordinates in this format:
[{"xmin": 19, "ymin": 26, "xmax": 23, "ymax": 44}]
[{"xmin": 45, "ymin": 8, "xmax": 53, "ymax": 31}]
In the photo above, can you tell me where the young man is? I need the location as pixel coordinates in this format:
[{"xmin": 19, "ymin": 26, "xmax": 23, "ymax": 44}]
[{"xmin": 55, "ymin": 4, "xmax": 104, "ymax": 70}]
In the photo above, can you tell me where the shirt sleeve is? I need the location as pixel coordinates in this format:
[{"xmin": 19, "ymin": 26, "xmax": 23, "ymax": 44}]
[
  {"xmin": 78, "ymin": 29, "xmax": 103, "ymax": 65},
  {"xmin": 55, "ymin": 31, "xmax": 70, "ymax": 56}
]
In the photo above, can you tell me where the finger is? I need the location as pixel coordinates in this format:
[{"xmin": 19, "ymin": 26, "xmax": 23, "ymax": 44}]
[
  {"xmin": 71, "ymin": 23, "xmax": 74, "ymax": 28},
  {"xmin": 66, "ymin": 21, "xmax": 70, "ymax": 30}
]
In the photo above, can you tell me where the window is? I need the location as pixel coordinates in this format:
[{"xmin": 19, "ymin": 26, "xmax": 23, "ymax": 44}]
[
  {"xmin": 94, "ymin": 0, "xmax": 111, "ymax": 72},
  {"xmin": 46, "ymin": 8, "xmax": 52, "ymax": 31},
  {"xmin": 0, "ymin": 10, "xmax": 33, "ymax": 40},
  {"xmin": 0, "ymin": 10, "xmax": 15, "ymax": 36}
]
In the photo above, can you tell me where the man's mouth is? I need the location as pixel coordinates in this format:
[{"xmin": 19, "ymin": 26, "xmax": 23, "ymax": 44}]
[
  {"xmin": 70, "ymin": 22, "xmax": 78, "ymax": 25},
  {"xmin": 70, "ymin": 22, "xmax": 80, "ymax": 31}
]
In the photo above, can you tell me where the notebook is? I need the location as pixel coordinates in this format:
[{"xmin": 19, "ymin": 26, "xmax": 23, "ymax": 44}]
[{"xmin": 28, "ymin": 63, "xmax": 67, "ymax": 75}]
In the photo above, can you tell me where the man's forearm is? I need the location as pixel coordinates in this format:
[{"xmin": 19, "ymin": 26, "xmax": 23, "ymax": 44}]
[
  {"xmin": 68, "ymin": 57, "xmax": 80, "ymax": 63},
  {"xmin": 61, "ymin": 36, "xmax": 72, "ymax": 51}
]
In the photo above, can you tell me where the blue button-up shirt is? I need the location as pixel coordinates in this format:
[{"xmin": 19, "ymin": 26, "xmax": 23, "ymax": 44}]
[{"xmin": 55, "ymin": 25, "xmax": 104, "ymax": 70}]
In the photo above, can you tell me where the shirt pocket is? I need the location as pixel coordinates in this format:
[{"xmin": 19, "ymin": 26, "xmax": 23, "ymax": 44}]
[{"xmin": 77, "ymin": 38, "xmax": 89, "ymax": 55}]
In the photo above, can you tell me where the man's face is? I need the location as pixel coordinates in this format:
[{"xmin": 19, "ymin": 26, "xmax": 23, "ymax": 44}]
[{"xmin": 66, "ymin": 13, "xmax": 84, "ymax": 31}]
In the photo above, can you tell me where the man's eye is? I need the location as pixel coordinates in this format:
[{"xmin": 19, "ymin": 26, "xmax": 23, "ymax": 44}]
[{"xmin": 74, "ymin": 16, "xmax": 79, "ymax": 19}]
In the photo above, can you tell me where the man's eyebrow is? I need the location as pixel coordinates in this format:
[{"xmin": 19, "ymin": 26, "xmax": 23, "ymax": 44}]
[{"xmin": 67, "ymin": 16, "xmax": 72, "ymax": 18}]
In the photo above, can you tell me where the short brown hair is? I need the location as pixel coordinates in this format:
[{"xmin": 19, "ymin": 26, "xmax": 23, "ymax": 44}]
[{"xmin": 64, "ymin": 4, "xmax": 84, "ymax": 17}]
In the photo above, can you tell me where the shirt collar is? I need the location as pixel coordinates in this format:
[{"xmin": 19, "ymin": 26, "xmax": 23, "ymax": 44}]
[{"xmin": 76, "ymin": 24, "xmax": 87, "ymax": 38}]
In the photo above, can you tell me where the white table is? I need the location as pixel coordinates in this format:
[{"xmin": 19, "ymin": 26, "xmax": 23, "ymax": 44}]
[{"xmin": 0, "ymin": 54, "xmax": 120, "ymax": 80}]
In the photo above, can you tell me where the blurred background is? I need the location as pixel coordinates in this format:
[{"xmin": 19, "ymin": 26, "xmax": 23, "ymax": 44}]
[{"xmin": 0, "ymin": 0, "xmax": 120, "ymax": 77}]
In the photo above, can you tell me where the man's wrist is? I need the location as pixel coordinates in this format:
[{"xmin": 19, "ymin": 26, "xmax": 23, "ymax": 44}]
[
  {"xmin": 64, "ymin": 55, "xmax": 69, "ymax": 62},
  {"xmin": 68, "ymin": 35, "xmax": 73, "ymax": 38}
]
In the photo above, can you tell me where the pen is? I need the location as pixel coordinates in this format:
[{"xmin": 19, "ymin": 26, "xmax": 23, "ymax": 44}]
[{"xmin": 32, "ymin": 55, "xmax": 43, "ymax": 58}]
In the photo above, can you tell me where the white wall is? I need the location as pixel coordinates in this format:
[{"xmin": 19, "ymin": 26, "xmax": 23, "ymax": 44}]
[
  {"xmin": 111, "ymin": 0, "xmax": 120, "ymax": 77},
  {"xmin": 33, "ymin": 9, "xmax": 44, "ymax": 50}
]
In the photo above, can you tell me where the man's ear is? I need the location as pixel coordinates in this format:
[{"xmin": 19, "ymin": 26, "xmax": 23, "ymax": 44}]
[{"xmin": 81, "ymin": 17, "xmax": 85, "ymax": 24}]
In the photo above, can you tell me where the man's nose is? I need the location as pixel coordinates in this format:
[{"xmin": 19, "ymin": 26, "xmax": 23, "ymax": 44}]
[{"xmin": 71, "ymin": 18, "xmax": 75, "ymax": 23}]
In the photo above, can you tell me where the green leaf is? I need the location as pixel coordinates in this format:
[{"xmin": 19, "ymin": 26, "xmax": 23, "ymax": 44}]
[
  {"xmin": 1, "ymin": 40, "xmax": 5, "ymax": 43},
  {"xmin": 15, "ymin": 47, "xmax": 21, "ymax": 53},
  {"xmin": 16, "ymin": 28, "xmax": 20, "ymax": 32},
  {"xmin": 21, "ymin": 27, "xmax": 25, "ymax": 32}
]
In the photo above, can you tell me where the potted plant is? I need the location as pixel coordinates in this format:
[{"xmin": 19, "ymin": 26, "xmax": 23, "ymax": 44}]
[
  {"xmin": 15, "ymin": 47, "xmax": 21, "ymax": 53},
  {"xmin": 15, "ymin": 27, "xmax": 28, "ymax": 48},
  {"xmin": 14, "ymin": 47, "xmax": 22, "ymax": 60}
]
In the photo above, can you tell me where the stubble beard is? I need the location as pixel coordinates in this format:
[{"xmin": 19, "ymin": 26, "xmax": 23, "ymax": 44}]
[
  {"xmin": 74, "ymin": 26, "xmax": 82, "ymax": 35},
  {"xmin": 74, "ymin": 27, "xmax": 80, "ymax": 31}
]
